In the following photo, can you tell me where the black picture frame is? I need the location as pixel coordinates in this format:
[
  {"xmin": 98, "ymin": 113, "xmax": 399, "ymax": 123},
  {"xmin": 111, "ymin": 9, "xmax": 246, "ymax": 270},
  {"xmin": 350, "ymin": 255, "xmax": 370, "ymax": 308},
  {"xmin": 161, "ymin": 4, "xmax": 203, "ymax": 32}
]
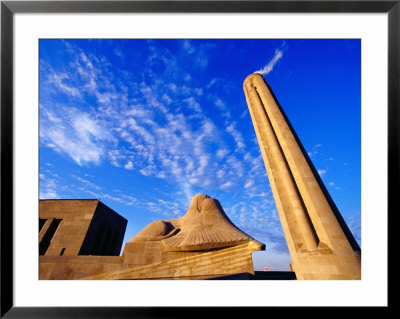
[{"xmin": 1, "ymin": 1, "xmax": 395, "ymax": 317}]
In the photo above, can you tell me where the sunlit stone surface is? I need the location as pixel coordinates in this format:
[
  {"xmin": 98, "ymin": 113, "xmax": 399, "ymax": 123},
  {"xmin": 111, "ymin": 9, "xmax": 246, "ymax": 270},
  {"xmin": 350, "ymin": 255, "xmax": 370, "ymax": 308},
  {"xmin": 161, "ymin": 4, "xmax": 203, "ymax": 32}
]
[
  {"xmin": 243, "ymin": 73, "xmax": 361, "ymax": 280},
  {"xmin": 39, "ymin": 195, "xmax": 265, "ymax": 280}
]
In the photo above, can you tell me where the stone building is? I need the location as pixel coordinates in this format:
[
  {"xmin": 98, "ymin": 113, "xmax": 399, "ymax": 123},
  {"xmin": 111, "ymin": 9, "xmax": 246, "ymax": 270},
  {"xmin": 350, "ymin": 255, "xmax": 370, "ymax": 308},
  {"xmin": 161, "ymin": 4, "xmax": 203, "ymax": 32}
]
[{"xmin": 39, "ymin": 199, "xmax": 127, "ymax": 257}]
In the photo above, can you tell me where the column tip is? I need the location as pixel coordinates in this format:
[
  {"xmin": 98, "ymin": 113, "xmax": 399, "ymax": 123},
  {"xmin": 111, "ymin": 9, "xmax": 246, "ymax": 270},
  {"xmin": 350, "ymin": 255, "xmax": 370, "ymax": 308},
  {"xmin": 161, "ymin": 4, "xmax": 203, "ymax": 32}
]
[{"xmin": 243, "ymin": 72, "xmax": 264, "ymax": 85}]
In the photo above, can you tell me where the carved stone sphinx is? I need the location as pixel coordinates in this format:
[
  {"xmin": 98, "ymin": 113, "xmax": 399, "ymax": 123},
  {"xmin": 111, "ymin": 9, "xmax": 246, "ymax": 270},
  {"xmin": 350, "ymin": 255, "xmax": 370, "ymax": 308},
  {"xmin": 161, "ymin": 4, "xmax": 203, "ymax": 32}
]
[
  {"xmin": 131, "ymin": 194, "xmax": 262, "ymax": 251},
  {"xmin": 95, "ymin": 194, "xmax": 265, "ymax": 279}
]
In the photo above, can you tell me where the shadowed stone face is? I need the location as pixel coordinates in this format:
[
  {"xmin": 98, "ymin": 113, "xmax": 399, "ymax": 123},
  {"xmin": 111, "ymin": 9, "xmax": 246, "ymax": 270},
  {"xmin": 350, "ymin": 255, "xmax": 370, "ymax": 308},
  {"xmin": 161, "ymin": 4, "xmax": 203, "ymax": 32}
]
[{"xmin": 130, "ymin": 194, "xmax": 263, "ymax": 252}]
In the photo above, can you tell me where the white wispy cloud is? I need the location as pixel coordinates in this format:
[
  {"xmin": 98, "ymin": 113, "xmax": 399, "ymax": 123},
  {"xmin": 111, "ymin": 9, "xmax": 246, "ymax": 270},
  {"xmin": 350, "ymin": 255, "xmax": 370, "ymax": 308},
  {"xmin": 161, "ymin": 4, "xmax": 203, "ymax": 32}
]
[
  {"xmin": 124, "ymin": 161, "xmax": 134, "ymax": 170},
  {"xmin": 308, "ymin": 143, "xmax": 323, "ymax": 158},
  {"xmin": 182, "ymin": 40, "xmax": 195, "ymax": 54},
  {"xmin": 255, "ymin": 42, "xmax": 288, "ymax": 75},
  {"xmin": 183, "ymin": 97, "xmax": 202, "ymax": 113},
  {"xmin": 71, "ymin": 174, "xmax": 101, "ymax": 190},
  {"xmin": 216, "ymin": 148, "xmax": 229, "ymax": 159},
  {"xmin": 181, "ymin": 39, "xmax": 215, "ymax": 70},
  {"xmin": 39, "ymin": 171, "xmax": 61, "ymax": 199},
  {"xmin": 40, "ymin": 190, "xmax": 59, "ymax": 199},
  {"xmin": 44, "ymin": 47, "xmax": 218, "ymax": 193},
  {"xmin": 226, "ymin": 122, "xmax": 245, "ymax": 152},
  {"xmin": 244, "ymin": 179, "xmax": 255, "ymax": 189},
  {"xmin": 40, "ymin": 106, "xmax": 115, "ymax": 166},
  {"xmin": 114, "ymin": 47, "xmax": 124, "ymax": 59},
  {"xmin": 220, "ymin": 181, "xmax": 235, "ymax": 190},
  {"xmin": 215, "ymin": 98, "xmax": 225, "ymax": 110},
  {"xmin": 46, "ymin": 71, "xmax": 82, "ymax": 98}
]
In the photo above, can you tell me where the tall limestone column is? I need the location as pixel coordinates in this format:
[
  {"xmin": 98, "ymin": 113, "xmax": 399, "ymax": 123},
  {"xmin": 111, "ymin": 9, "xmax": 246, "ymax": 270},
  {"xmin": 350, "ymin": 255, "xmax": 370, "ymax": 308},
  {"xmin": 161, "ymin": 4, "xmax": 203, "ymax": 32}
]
[{"xmin": 243, "ymin": 73, "xmax": 361, "ymax": 279}]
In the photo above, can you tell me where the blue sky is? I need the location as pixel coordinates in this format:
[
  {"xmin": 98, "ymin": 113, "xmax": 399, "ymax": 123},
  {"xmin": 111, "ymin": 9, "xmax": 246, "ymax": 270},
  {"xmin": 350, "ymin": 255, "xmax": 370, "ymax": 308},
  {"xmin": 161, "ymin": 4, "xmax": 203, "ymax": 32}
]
[{"xmin": 39, "ymin": 39, "xmax": 361, "ymax": 271}]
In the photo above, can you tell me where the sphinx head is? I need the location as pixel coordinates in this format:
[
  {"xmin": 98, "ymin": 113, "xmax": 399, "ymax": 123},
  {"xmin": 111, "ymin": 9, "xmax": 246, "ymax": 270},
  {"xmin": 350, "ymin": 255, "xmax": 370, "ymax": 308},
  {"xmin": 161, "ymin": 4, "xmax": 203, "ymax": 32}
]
[{"xmin": 187, "ymin": 194, "xmax": 210, "ymax": 213}]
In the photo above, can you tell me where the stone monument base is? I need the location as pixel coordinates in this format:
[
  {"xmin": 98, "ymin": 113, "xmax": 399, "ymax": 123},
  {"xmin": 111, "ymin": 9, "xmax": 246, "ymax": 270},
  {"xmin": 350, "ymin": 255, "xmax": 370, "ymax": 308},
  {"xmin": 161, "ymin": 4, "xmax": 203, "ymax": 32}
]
[{"xmin": 39, "ymin": 240, "xmax": 264, "ymax": 280}]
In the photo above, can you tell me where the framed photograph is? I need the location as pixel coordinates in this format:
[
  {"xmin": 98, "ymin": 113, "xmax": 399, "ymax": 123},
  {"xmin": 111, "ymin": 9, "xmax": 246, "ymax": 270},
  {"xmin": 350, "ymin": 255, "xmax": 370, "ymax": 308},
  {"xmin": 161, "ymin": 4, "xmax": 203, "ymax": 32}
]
[{"xmin": 1, "ymin": 0, "xmax": 395, "ymax": 316}]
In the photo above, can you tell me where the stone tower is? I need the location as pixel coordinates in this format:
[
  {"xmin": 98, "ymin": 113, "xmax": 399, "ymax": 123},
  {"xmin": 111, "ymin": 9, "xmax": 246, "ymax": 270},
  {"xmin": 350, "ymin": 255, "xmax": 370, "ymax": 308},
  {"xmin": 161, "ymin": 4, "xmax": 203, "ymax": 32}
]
[{"xmin": 243, "ymin": 73, "xmax": 361, "ymax": 279}]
